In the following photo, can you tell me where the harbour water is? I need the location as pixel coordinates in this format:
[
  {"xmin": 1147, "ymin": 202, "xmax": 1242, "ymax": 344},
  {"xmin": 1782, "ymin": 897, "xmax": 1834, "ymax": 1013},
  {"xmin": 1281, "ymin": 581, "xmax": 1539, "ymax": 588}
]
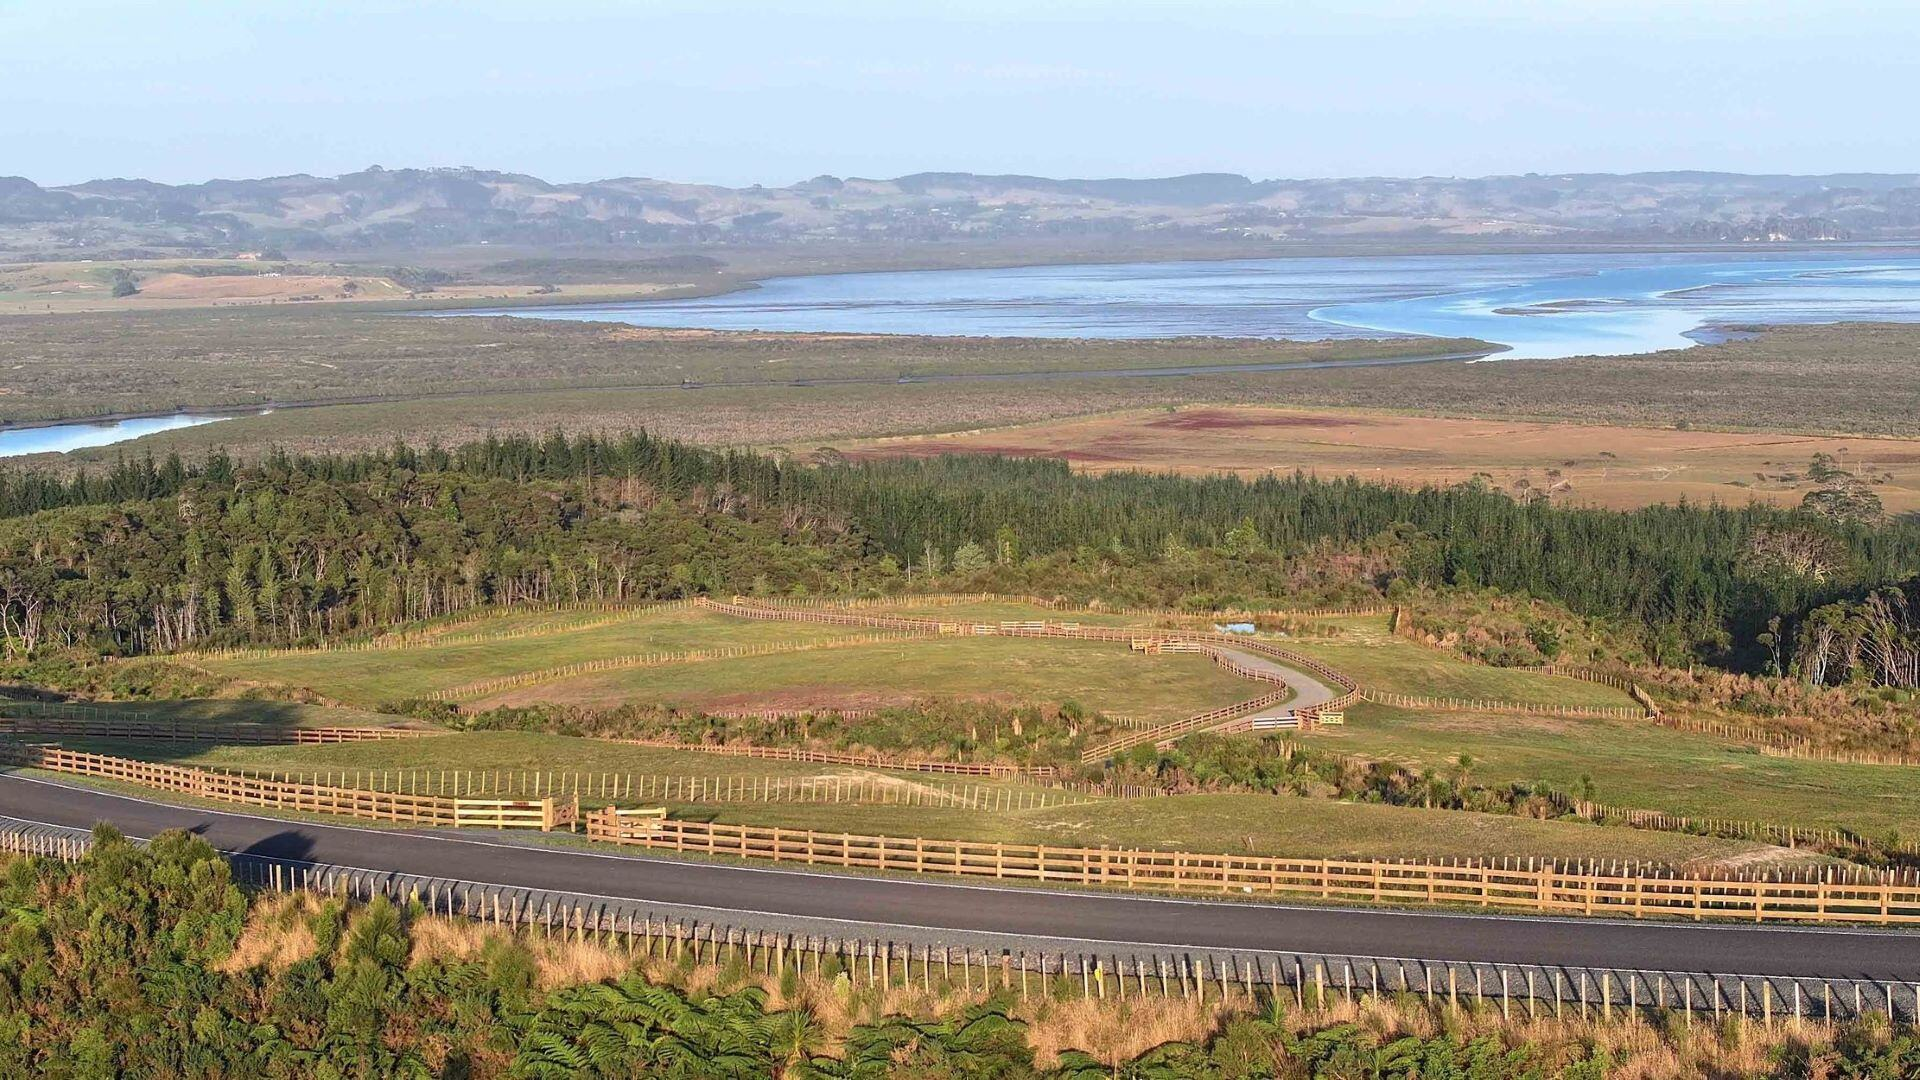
[
  {"xmin": 0, "ymin": 413, "xmax": 235, "ymax": 458},
  {"xmin": 452, "ymin": 251, "xmax": 1920, "ymax": 360}
]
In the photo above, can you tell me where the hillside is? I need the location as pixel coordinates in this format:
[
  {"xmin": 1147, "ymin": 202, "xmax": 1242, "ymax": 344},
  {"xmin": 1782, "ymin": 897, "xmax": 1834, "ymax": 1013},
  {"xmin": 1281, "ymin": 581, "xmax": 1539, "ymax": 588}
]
[{"xmin": 6, "ymin": 165, "xmax": 1920, "ymax": 257}]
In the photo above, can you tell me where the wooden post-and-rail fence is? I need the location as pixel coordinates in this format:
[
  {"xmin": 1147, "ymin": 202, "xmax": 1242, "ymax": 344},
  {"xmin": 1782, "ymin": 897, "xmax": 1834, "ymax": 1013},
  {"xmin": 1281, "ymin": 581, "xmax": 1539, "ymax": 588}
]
[
  {"xmin": 12, "ymin": 742, "xmax": 1920, "ymax": 928},
  {"xmin": 587, "ymin": 813, "xmax": 1920, "ymax": 927},
  {"xmin": 0, "ymin": 707, "xmax": 443, "ymax": 745},
  {"xmin": 426, "ymin": 629, "xmax": 930, "ymax": 702},
  {"xmin": 205, "ymin": 762, "xmax": 1092, "ymax": 812},
  {"xmin": 603, "ymin": 736, "xmax": 1057, "ymax": 778},
  {"xmin": 9, "ymin": 822, "xmax": 1917, "ymax": 1026},
  {"xmin": 169, "ymin": 599, "xmax": 697, "ymax": 662},
  {"xmin": 5, "ymin": 745, "xmax": 579, "ymax": 832},
  {"xmin": 697, "ymin": 597, "xmax": 1362, "ymax": 763}
]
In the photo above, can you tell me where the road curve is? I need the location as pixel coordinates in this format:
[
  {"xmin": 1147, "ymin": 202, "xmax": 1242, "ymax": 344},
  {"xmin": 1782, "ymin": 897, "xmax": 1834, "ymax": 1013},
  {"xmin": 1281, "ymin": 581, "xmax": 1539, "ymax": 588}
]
[
  {"xmin": 1214, "ymin": 646, "xmax": 1339, "ymax": 719},
  {"xmin": 5, "ymin": 771, "xmax": 1917, "ymax": 981}
]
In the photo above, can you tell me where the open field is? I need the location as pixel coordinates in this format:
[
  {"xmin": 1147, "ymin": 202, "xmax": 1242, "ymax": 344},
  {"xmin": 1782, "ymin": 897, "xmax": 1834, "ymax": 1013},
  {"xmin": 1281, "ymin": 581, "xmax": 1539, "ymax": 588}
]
[
  {"xmin": 5, "ymin": 319, "xmax": 1915, "ymax": 474},
  {"xmin": 33, "ymin": 731, "xmax": 1799, "ymax": 868},
  {"xmin": 839, "ymin": 404, "xmax": 1920, "ymax": 512},
  {"xmin": 847, "ymin": 598, "xmax": 1163, "ymax": 627},
  {"xmin": 0, "ymin": 305, "xmax": 1474, "ymax": 427},
  {"xmin": 474, "ymin": 633, "xmax": 1265, "ymax": 719},
  {"xmin": 1320, "ymin": 703, "xmax": 1920, "ymax": 838},
  {"xmin": 845, "ymin": 603, "xmax": 1637, "ymax": 708},
  {"xmin": 1279, "ymin": 616, "xmax": 1640, "ymax": 708},
  {"xmin": 648, "ymin": 792, "xmax": 1802, "ymax": 868},
  {"xmin": 198, "ymin": 606, "xmax": 858, "ymax": 706},
  {"xmin": 1, "ymin": 697, "xmax": 414, "ymax": 729},
  {"xmin": 49, "ymin": 730, "xmax": 1061, "ymax": 797},
  {"xmin": 0, "ymin": 258, "xmax": 701, "ymax": 316}
]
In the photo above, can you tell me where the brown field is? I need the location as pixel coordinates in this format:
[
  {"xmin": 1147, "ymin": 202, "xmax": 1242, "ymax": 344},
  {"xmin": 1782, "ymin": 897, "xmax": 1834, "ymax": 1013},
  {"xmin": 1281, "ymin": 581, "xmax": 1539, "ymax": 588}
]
[
  {"xmin": 130, "ymin": 272, "xmax": 411, "ymax": 302},
  {"xmin": 0, "ymin": 259, "xmax": 693, "ymax": 315},
  {"xmin": 838, "ymin": 405, "xmax": 1920, "ymax": 511}
]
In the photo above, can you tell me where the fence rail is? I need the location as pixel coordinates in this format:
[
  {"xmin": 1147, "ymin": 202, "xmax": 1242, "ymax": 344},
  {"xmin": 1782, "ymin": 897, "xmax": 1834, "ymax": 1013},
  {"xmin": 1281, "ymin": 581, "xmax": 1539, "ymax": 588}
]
[
  {"xmin": 698, "ymin": 598, "xmax": 1363, "ymax": 763},
  {"xmin": 758, "ymin": 592, "xmax": 1390, "ymax": 622},
  {"xmin": 6, "ymin": 746, "xmax": 573, "ymax": 830},
  {"xmin": 604, "ymin": 737, "xmax": 1054, "ymax": 778},
  {"xmin": 585, "ymin": 814, "xmax": 1920, "ymax": 927},
  {"xmin": 206, "ymin": 762, "xmax": 1091, "ymax": 811},
  {"xmin": 429, "ymin": 629, "xmax": 930, "ymax": 701},
  {"xmin": 0, "ymin": 708, "xmax": 442, "ymax": 745},
  {"xmin": 171, "ymin": 599, "xmax": 695, "ymax": 661},
  {"xmin": 12, "ymin": 745, "xmax": 1920, "ymax": 927},
  {"xmin": 7, "ymin": 819, "xmax": 1913, "ymax": 1025},
  {"xmin": 1358, "ymin": 689, "xmax": 1643, "ymax": 720}
]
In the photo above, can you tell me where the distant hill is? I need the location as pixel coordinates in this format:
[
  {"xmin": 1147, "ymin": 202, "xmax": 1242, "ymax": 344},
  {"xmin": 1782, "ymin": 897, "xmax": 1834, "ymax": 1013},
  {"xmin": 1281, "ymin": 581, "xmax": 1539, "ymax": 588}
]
[{"xmin": 5, "ymin": 165, "xmax": 1919, "ymax": 257}]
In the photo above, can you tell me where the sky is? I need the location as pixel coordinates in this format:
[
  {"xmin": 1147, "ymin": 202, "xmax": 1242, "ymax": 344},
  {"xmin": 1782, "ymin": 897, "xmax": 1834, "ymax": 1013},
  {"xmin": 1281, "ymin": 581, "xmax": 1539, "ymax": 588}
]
[{"xmin": 3, "ymin": 0, "xmax": 1915, "ymax": 187}]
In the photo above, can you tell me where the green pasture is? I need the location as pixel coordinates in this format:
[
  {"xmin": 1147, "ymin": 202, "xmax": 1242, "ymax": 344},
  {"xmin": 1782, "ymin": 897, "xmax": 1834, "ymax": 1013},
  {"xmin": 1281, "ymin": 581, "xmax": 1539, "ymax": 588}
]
[
  {"xmin": 479, "ymin": 634, "xmax": 1265, "ymax": 721},
  {"xmin": 199, "ymin": 607, "xmax": 855, "ymax": 706},
  {"xmin": 1320, "ymin": 703, "xmax": 1920, "ymax": 838}
]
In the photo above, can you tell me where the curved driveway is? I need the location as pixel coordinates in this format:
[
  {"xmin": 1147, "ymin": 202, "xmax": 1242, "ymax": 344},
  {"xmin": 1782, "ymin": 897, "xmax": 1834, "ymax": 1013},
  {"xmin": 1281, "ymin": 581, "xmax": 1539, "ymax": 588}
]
[
  {"xmin": 5, "ymin": 771, "xmax": 1917, "ymax": 981},
  {"xmin": 1215, "ymin": 646, "xmax": 1339, "ymax": 719}
]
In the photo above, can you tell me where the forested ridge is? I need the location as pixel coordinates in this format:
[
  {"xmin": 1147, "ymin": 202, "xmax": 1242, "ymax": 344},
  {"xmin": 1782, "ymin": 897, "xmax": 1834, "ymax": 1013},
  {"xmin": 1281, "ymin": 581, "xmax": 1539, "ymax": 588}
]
[{"xmin": 2, "ymin": 432, "xmax": 1917, "ymax": 671}]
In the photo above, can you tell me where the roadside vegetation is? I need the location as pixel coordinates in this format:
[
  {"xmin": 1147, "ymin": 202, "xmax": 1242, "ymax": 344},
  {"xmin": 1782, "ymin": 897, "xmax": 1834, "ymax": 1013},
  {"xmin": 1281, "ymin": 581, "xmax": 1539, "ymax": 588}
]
[
  {"xmin": 1, "ymin": 429, "xmax": 1915, "ymax": 882},
  {"xmin": 0, "ymin": 829, "xmax": 1899, "ymax": 1077}
]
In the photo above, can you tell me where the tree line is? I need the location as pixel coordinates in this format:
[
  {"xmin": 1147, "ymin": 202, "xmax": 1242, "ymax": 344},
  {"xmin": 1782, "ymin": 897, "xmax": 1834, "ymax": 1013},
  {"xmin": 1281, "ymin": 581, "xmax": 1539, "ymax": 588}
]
[{"xmin": 2, "ymin": 432, "xmax": 1916, "ymax": 670}]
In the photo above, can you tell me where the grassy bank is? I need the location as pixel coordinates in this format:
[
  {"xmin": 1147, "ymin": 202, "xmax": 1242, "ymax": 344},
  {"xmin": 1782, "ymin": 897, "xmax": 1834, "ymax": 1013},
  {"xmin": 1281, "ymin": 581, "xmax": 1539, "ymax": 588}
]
[
  {"xmin": 473, "ymin": 634, "xmax": 1264, "ymax": 721},
  {"xmin": 1321, "ymin": 703, "xmax": 1920, "ymax": 838}
]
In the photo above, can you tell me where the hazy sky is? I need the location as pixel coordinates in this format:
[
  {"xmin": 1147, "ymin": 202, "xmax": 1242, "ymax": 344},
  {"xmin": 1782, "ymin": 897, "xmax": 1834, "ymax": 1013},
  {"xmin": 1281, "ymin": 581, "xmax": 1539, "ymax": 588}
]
[{"xmin": 4, "ymin": 0, "xmax": 1914, "ymax": 186}]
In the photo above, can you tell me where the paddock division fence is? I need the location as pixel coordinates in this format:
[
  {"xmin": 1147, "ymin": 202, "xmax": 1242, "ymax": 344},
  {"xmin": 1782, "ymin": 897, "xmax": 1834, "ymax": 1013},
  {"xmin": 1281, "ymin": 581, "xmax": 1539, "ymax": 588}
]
[
  {"xmin": 1650, "ymin": 709, "xmax": 1920, "ymax": 767},
  {"xmin": 702, "ymin": 706, "xmax": 879, "ymax": 722},
  {"xmin": 1386, "ymin": 620, "xmax": 1920, "ymax": 766},
  {"xmin": 604, "ymin": 737, "xmax": 1054, "ymax": 778},
  {"xmin": 4, "ymin": 746, "xmax": 575, "ymax": 831},
  {"xmin": 1358, "ymin": 689, "xmax": 1644, "ymax": 720},
  {"xmin": 207, "ymin": 763, "xmax": 1091, "ymax": 811},
  {"xmin": 756, "ymin": 592, "xmax": 1390, "ymax": 622},
  {"xmin": 698, "ymin": 598, "xmax": 1361, "ymax": 762},
  {"xmin": 428, "ymin": 629, "xmax": 931, "ymax": 702},
  {"xmin": 0, "ymin": 706, "xmax": 442, "ymax": 745},
  {"xmin": 5, "ymin": 820, "xmax": 1912, "ymax": 1025},
  {"xmin": 170, "ymin": 599, "xmax": 696, "ymax": 661}
]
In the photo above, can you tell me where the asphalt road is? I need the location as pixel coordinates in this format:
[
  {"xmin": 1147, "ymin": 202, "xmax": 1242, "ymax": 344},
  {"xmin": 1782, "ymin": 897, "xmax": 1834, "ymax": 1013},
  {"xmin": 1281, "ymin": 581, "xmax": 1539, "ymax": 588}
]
[
  {"xmin": 5, "ymin": 770, "xmax": 1917, "ymax": 980},
  {"xmin": 1216, "ymin": 647, "xmax": 1339, "ymax": 720}
]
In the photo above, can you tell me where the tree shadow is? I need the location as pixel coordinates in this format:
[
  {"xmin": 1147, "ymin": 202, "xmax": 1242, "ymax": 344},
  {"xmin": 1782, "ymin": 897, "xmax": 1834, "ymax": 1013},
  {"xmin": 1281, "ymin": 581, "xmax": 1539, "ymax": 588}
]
[{"xmin": 232, "ymin": 828, "xmax": 317, "ymax": 865}]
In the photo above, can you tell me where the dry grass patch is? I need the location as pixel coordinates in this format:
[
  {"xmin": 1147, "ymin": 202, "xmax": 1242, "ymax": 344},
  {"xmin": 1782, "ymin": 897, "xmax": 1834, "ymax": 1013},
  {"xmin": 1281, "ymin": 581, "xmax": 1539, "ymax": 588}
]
[
  {"xmin": 218, "ymin": 891, "xmax": 320, "ymax": 973},
  {"xmin": 839, "ymin": 403, "xmax": 1920, "ymax": 511}
]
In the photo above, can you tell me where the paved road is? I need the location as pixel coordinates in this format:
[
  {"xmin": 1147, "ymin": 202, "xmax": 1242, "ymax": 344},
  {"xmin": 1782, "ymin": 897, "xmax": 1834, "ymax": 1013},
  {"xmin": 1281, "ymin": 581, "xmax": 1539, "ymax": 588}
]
[
  {"xmin": 6, "ymin": 770, "xmax": 1917, "ymax": 980},
  {"xmin": 1215, "ymin": 646, "xmax": 1339, "ymax": 720}
]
